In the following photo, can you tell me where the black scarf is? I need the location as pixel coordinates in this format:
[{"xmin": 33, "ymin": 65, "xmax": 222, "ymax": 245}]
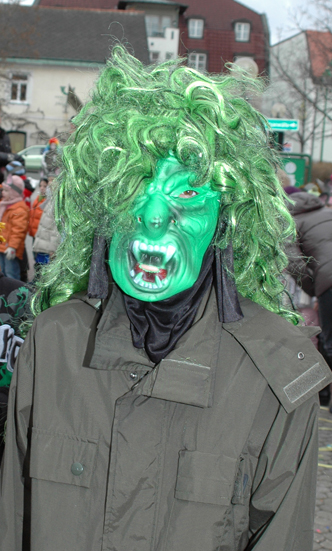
[{"xmin": 123, "ymin": 247, "xmax": 215, "ymax": 364}]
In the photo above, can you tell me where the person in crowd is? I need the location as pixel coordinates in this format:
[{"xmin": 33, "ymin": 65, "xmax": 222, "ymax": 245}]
[
  {"xmin": 0, "ymin": 46, "xmax": 331, "ymax": 551},
  {"xmin": 28, "ymin": 177, "xmax": 48, "ymax": 240},
  {"xmin": 0, "ymin": 116, "xmax": 11, "ymax": 155},
  {"xmin": 32, "ymin": 181, "xmax": 60, "ymax": 273},
  {"xmin": 5, "ymin": 160, "xmax": 38, "ymax": 281},
  {"xmin": 0, "ymin": 115, "xmax": 11, "ymax": 185},
  {"xmin": 0, "ymin": 271, "xmax": 31, "ymax": 464},
  {"xmin": 285, "ymin": 188, "xmax": 332, "ymax": 410},
  {"xmin": 41, "ymin": 137, "xmax": 60, "ymax": 177},
  {"xmin": 5, "ymin": 159, "xmax": 36, "ymax": 206},
  {"xmin": 0, "ymin": 175, "xmax": 29, "ymax": 280}
]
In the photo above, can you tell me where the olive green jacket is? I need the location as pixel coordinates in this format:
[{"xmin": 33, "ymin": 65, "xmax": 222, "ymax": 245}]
[{"xmin": 0, "ymin": 285, "xmax": 331, "ymax": 551}]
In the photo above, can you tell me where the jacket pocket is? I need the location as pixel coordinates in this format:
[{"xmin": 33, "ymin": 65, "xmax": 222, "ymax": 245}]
[
  {"xmin": 175, "ymin": 450, "xmax": 238, "ymax": 506},
  {"xmin": 30, "ymin": 428, "xmax": 97, "ymax": 488}
]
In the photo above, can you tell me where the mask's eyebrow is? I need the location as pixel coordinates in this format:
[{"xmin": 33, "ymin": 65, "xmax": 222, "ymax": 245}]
[{"xmin": 164, "ymin": 171, "xmax": 198, "ymax": 194}]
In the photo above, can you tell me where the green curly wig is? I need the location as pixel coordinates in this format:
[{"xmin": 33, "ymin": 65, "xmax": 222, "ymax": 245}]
[{"xmin": 31, "ymin": 45, "xmax": 298, "ymax": 323}]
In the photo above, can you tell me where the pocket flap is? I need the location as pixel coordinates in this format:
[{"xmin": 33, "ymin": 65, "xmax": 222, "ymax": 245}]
[
  {"xmin": 175, "ymin": 450, "xmax": 238, "ymax": 506},
  {"xmin": 30, "ymin": 429, "xmax": 97, "ymax": 488}
]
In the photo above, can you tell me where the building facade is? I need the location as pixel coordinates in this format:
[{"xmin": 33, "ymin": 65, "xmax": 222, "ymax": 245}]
[
  {"xmin": 0, "ymin": 4, "xmax": 149, "ymax": 149},
  {"xmin": 34, "ymin": 0, "xmax": 270, "ymax": 74}
]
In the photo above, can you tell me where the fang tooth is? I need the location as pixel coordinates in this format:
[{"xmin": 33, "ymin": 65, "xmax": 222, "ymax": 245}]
[
  {"xmin": 130, "ymin": 269, "xmax": 135, "ymax": 277},
  {"xmin": 140, "ymin": 243, "xmax": 147, "ymax": 251},
  {"xmin": 165, "ymin": 245, "xmax": 176, "ymax": 263},
  {"xmin": 132, "ymin": 240, "xmax": 140, "ymax": 259},
  {"xmin": 155, "ymin": 276, "xmax": 162, "ymax": 288},
  {"xmin": 134, "ymin": 272, "xmax": 143, "ymax": 284},
  {"xmin": 154, "ymin": 245, "xmax": 160, "ymax": 252}
]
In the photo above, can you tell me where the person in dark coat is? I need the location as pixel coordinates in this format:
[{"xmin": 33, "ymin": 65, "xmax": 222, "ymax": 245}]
[
  {"xmin": 0, "ymin": 115, "xmax": 11, "ymax": 186},
  {"xmin": 0, "ymin": 46, "xmax": 331, "ymax": 551},
  {"xmin": 0, "ymin": 117, "xmax": 11, "ymax": 155},
  {"xmin": 286, "ymin": 190, "xmax": 332, "ymax": 405}
]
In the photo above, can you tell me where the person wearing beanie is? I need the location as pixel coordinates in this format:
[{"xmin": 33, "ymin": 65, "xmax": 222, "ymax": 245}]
[
  {"xmin": 0, "ymin": 175, "xmax": 30, "ymax": 280},
  {"xmin": 42, "ymin": 137, "xmax": 60, "ymax": 177},
  {"xmin": 5, "ymin": 159, "xmax": 35, "ymax": 206}
]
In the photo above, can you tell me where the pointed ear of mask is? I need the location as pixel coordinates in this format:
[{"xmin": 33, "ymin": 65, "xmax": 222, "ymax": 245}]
[
  {"xmin": 215, "ymin": 243, "xmax": 243, "ymax": 323},
  {"xmin": 88, "ymin": 234, "xmax": 109, "ymax": 299}
]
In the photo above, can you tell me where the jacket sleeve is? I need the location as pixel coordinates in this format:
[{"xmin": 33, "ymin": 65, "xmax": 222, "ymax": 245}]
[
  {"xmin": 285, "ymin": 238, "xmax": 316, "ymax": 297},
  {"xmin": 247, "ymin": 396, "xmax": 319, "ymax": 550},
  {"xmin": 0, "ymin": 327, "xmax": 34, "ymax": 550},
  {"xmin": 7, "ymin": 208, "xmax": 30, "ymax": 251}
]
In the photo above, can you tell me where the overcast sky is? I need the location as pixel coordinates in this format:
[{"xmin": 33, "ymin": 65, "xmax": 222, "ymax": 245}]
[
  {"xmin": 5, "ymin": 0, "xmax": 320, "ymax": 45},
  {"xmin": 239, "ymin": 0, "xmax": 318, "ymax": 44}
]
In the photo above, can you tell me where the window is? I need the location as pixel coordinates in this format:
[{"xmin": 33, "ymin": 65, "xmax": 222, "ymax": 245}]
[
  {"xmin": 188, "ymin": 19, "xmax": 204, "ymax": 39},
  {"xmin": 188, "ymin": 53, "xmax": 207, "ymax": 72},
  {"xmin": 234, "ymin": 22, "xmax": 250, "ymax": 42},
  {"xmin": 10, "ymin": 74, "xmax": 28, "ymax": 102},
  {"xmin": 150, "ymin": 51, "xmax": 160, "ymax": 63},
  {"xmin": 165, "ymin": 52, "xmax": 174, "ymax": 60},
  {"xmin": 146, "ymin": 15, "xmax": 172, "ymax": 37}
]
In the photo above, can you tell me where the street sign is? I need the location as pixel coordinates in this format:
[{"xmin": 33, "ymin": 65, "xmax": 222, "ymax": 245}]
[{"xmin": 267, "ymin": 119, "xmax": 299, "ymax": 132}]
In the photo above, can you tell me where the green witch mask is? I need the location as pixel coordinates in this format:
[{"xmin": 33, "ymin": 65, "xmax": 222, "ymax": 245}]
[{"xmin": 109, "ymin": 155, "xmax": 221, "ymax": 301}]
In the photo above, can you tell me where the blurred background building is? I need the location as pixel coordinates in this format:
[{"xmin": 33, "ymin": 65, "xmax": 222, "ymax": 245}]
[{"xmin": 0, "ymin": 0, "xmax": 269, "ymax": 152}]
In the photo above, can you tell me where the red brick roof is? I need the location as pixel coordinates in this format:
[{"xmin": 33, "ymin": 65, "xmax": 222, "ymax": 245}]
[{"xmin": 306, "ymin": 30, "xmax": 332, "ymax": 79}]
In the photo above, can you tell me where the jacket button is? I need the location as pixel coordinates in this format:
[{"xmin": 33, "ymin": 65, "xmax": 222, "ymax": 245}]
[
  {"xmin": 129, "ymin": 371, "xmax": 138, "ymax": 381},
  {"xmin": 298, "ymin": 352, "xmax": 305, "ymax": 360},
  {"xmin": 71, "ymin": 462, "xmax": 84, "ymax": 476}
]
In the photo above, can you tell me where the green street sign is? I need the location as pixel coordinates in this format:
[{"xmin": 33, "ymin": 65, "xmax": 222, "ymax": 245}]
[{"xmin": 267, "ymin": 119, "xmax": 299, "ymax": 132}]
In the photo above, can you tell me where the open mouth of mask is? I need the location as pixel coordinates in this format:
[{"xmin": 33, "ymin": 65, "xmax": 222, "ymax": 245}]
[{"xmin": 128, "ymin": 239, "xmax": 176, "ymax": 290}]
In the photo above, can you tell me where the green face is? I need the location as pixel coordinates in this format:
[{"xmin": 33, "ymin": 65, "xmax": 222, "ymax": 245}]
[{"xmin": 109, "ymin": 155, "xmax": 221, "ymax": 301}]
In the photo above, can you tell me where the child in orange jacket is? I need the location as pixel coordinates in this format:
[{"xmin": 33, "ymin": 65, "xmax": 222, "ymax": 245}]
[{"xmin": 0, "ymin": 175, "xmax": 30, "ymax": 280}]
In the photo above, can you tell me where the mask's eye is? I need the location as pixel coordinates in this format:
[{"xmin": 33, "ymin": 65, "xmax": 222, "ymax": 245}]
[{"xmin": 178, "ymin": 190, "xmax": 199, "ymax": 198}]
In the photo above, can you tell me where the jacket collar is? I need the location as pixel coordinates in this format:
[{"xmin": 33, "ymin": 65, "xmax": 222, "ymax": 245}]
[{"xmin": 88, "ymin": 284, "xmax": 222, "ymax": 408}]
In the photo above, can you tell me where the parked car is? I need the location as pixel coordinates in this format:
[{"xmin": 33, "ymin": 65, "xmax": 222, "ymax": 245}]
[{"xmin": 17, "ymin": 145, "xmax": 45, "ymax": 172}]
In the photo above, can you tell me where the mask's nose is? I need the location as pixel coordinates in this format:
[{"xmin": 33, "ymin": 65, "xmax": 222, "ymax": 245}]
[{"xmin": 140, "ymin": 194, "xmax": 171, "ymax": 239}]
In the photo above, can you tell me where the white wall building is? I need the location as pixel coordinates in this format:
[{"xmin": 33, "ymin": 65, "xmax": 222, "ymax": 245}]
[
  {"xmin": 118, "ymin": 0, "xmax": 187, "ymax": 63},
  {"xmin": 0, "ymin": 4, "xmax": 149, "ymax": 150}
]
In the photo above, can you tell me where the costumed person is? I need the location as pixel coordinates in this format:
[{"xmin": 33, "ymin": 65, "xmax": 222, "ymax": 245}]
[
  {"xmin": 0, "ymin": 46, "xmax": 331, "ymax": 551},
  {"xmin": 0, "ymin": 175, "xmax": 29, "ymax": 280},
  {"xmin": 0, "ymin": 221, "xmax": 31, "ymax": 463},
  {"xmin": 0, "ymin": 273, "xmax": 31, "ymax": 464},
  {"xmin": 41, "ymin": 137, "xmax": 60, "ymax": 177}
]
